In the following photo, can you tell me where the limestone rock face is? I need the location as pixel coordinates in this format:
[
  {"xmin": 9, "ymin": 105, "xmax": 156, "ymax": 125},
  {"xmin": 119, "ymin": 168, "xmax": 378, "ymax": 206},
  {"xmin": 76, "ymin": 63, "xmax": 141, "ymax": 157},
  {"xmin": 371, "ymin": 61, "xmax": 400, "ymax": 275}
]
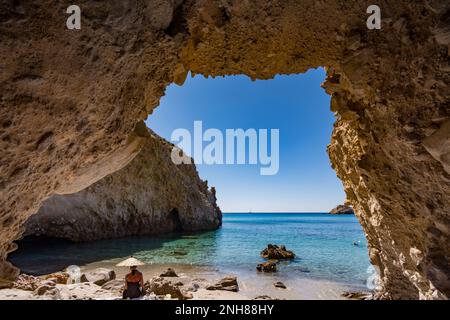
[
  {"xmin": 25, "ymin": 131, "xmax": 222, "ymax": 241},
  {"xmin": 0, "ymin": 0, "xmax": 449, "ymax": 299}
]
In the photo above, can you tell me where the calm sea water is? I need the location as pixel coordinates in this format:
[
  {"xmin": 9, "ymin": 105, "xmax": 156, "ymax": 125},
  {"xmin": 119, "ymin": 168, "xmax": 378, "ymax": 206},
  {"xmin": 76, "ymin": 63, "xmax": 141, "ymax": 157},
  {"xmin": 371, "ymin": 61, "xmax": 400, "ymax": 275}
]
[{"xmin": 10, "ymin": 213, "xmax": 370, "ymax": 288}]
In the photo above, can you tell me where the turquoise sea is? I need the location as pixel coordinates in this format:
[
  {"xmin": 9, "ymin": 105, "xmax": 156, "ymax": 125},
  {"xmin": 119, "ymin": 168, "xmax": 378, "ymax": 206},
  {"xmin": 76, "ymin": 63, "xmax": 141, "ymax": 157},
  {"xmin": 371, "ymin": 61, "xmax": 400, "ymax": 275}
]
[{"xmin": 10, "ymin": 213, "xmax": 371, "ymax": 289}]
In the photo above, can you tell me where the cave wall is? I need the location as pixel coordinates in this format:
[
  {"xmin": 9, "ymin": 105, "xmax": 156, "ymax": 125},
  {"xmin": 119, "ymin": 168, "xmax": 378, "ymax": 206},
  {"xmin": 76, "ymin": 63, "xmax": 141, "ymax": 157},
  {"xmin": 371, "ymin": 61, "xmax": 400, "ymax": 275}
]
[
  {"xmin": 0, "ymin": 0, "xmax": 449, "ymax": 299},
  {"xmin": 25, "ymin": 129, "xmax": 222, "ymax": 241}
]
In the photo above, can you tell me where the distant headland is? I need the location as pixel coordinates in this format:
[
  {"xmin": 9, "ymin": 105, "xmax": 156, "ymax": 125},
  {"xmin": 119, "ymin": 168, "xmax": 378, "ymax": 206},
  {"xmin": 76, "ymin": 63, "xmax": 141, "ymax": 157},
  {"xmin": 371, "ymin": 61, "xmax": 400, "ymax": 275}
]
[{"xmin": 329, "ymin": 205, "xmax": 355, "ymax": 215}]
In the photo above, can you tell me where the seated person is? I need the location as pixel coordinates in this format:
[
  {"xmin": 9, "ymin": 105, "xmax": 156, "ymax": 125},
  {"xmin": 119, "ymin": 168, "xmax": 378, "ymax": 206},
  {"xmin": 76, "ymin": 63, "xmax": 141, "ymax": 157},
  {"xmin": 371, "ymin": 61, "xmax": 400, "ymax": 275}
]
[{"xmin": 122, "ymin": 266, "xmax": 144, "ymax": 299}]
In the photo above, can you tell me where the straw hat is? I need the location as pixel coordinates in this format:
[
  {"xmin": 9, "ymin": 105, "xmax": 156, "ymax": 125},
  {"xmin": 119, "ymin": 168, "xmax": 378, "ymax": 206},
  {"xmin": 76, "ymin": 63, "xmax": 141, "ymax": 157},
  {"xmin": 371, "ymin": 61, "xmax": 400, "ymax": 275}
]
[{"xmin": 116, "ymin": 256, "xmax": 145, "ymax": 267}]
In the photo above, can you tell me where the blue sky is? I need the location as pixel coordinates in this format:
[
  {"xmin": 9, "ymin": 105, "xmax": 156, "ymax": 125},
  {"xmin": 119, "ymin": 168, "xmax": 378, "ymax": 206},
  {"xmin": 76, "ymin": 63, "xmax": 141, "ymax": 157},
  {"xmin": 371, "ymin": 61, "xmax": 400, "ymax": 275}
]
[{"xmin": 146, "ymin": 68, "xmax": 345, "ymax": 212}]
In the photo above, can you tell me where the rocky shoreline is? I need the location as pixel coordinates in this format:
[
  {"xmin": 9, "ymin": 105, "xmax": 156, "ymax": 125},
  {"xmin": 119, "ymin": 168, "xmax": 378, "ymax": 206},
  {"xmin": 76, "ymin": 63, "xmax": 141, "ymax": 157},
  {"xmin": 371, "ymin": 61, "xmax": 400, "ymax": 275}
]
[
  {"xmin": 0, "ymin": 264, "xmax": 372, "ymax": 300},
  {"xmin": 1, "ymin": 243, "xmax": 373, "ymax": 300}
]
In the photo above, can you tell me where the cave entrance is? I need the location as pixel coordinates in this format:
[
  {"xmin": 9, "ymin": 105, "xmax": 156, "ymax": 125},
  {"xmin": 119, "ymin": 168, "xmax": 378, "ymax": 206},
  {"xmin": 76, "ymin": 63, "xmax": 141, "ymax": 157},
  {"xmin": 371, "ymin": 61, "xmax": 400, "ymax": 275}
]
[
  {"xmin": 145, "ymin": 68, "xmax": 373, "ymax": 289},
  {"xmin": 169, "ymin": 208, "xmax": 183, "ymax": 232},
  {"xmin": 8, "ymin": 68, "xmax": 372, "ymax": 296}
]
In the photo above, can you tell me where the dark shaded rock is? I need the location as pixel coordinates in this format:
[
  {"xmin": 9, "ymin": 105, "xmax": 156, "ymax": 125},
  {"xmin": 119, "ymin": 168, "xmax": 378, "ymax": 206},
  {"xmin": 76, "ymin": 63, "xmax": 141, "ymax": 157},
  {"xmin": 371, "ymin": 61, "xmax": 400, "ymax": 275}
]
[
  {"xmin": 171, "ymin": 250, "xmax": 188, "ymax": 256},
  {"xmin": 34, "ymin": 284, "xmax": 54, "ymax": 296},
  {"xmin": 342, "ymin": 291, "xmax": 372, "ymax": 300},
  {"xmin": 34, "ymin": 284, "xmax": 61, "ymax": 299},
  {"xmin": 329, "ymin": 205, "xmax": 354, "ymax": 215},
  {"xmin": 186, "ymin": 282, "xmax": 200, "ymax": 292},
  {"xmin": 160, "ymin": 268, "xmax": 178, "ymax": 277},
  {"xmin": 274, "ymin": 281, "xmax": 287, "ymax": 289},
  {"xmin": 257, "ymin": 261, "xmax": 277, "ymax": 273},
  {"xmin": 298, "ymin": 267, "xmax": 310, "ymax": 273},
  {"xmin": 253, "ymin": 295, "xmax": 274, "ymax": 300},
  {"xmin": 206, "ymin": 276, "xmax": 239, "ymax": 292},
  {"xmin": 260, "ymin": 244, "xmax": 295, "ymax": 260}
]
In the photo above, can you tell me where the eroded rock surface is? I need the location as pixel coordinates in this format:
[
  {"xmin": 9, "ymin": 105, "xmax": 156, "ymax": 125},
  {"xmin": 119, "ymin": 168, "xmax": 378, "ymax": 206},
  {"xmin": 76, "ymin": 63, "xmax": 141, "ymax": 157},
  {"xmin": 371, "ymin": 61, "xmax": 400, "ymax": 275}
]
[
  {"xmin": 144, "ymin": 276, "xmax": 193, "ymax": 300},
  {"xmin": 25, "ymin": 130, "xmax": 222, "ymax": 241},
  {"xmin": 0, "ymin": 0, "xmax": 449, "ymax": 299}
]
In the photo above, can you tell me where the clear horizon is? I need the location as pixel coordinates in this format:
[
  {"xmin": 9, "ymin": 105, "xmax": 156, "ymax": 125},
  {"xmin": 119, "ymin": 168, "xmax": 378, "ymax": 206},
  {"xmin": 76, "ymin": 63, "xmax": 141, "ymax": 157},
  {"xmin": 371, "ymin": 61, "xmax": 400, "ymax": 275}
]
[
  {"xmin": 146, "ymin": 68, "xmax": 346, "ymax": 212},
  {"xmin": 221, "ymin": 211, "xmax": 342, "ymax": 214}
]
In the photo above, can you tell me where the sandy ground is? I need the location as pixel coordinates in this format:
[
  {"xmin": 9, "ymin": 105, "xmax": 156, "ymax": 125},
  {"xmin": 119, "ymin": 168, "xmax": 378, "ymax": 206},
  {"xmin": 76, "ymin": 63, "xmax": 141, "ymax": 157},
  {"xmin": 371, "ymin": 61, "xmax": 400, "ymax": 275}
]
[
  {"xmin": 86, "ymin": 261, "xmax": 351, "ymax": 300},
  {"xmin": 0, "ymin": 261, "xmax": 358, "ymax": 300}
]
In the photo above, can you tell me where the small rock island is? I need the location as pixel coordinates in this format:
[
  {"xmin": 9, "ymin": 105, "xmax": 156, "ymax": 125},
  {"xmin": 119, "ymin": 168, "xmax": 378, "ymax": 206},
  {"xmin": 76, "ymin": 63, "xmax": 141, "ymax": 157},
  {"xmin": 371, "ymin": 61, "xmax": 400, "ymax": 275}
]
[{"xmin": 329, "ymin": 205, "xmax": 354, "ymax": 215}]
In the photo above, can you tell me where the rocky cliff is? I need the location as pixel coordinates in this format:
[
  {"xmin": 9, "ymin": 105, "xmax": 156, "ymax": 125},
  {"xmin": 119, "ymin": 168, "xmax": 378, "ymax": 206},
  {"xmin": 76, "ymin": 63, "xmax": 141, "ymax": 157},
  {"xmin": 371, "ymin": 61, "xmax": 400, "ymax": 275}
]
[
  {"xmin": 0, "ymin": 0, "xmax": 449, "ymax": 299},
  {"xmin": 25, "ymin": 129, "xmax": 222, "ymax": 241}
]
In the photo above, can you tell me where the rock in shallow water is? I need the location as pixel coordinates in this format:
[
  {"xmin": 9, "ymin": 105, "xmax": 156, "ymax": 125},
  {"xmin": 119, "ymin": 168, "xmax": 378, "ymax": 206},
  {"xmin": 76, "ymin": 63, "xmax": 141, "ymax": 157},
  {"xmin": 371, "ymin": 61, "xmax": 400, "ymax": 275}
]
[
  {"xmin": 260, "ymin": 244, "xmax": 295, "ymax": 260},
  {"xmin": 257, "ymin": 261, "xmax": 278, "ymax": 273}
]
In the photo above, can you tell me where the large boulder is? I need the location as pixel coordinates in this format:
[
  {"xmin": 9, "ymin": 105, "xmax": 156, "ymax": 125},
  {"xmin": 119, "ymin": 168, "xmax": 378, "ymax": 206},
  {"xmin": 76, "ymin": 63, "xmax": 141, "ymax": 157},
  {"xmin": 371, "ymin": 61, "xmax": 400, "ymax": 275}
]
[
  {"xmin": 56, "ymin": 282, "xmax": 120, "ymax": 300},
  {"xmin": 206, "ymin": 276, "xmax": 239, "ymax": 292},
  {"xmin": 260, "ymin": 244, "xmax": 295, "ymax": 260},
  {"xmin": 34, "ymin": 284, "xmax": 61, "ymax": 299},
  {"xmin": 12, "ymin": 274, "xmax": 43, "ymax": 291},
  {"xmin": 160, "ymin": 268, "xmax": 178, "ymax": 277},
  {"xmin": 80, "ymin": 268, "xmax": 116, "ymax": 286},
  {"xmin": 144, "ymin": 277, "xmax": 192, "ymax": 300}
]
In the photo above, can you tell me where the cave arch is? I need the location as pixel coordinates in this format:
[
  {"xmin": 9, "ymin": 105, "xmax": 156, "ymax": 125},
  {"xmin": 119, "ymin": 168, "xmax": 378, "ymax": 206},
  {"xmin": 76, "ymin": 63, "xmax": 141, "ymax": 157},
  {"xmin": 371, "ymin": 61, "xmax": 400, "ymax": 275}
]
[{"xmin": 0, "ymin": 1, "xmax": 448, "ymax": 299}]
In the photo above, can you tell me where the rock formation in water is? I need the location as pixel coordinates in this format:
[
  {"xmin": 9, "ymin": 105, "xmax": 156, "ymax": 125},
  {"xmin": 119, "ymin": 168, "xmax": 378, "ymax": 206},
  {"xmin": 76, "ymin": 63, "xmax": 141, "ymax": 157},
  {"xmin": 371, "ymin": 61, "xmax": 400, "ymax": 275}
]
[
  {"xmin": 25, "ymin": 130, "xmax": 222, "ymax": 241},
  {"xmin": 329, "ymin": 205, "xmax": 355, "ymax": 215},
  {"xmin": 260, "ymin": 244, "xmax": 295, "ymax": 260},
  {"xmin": 0, "ymin": 1, "xmax": 449, "ymax": 299}
]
